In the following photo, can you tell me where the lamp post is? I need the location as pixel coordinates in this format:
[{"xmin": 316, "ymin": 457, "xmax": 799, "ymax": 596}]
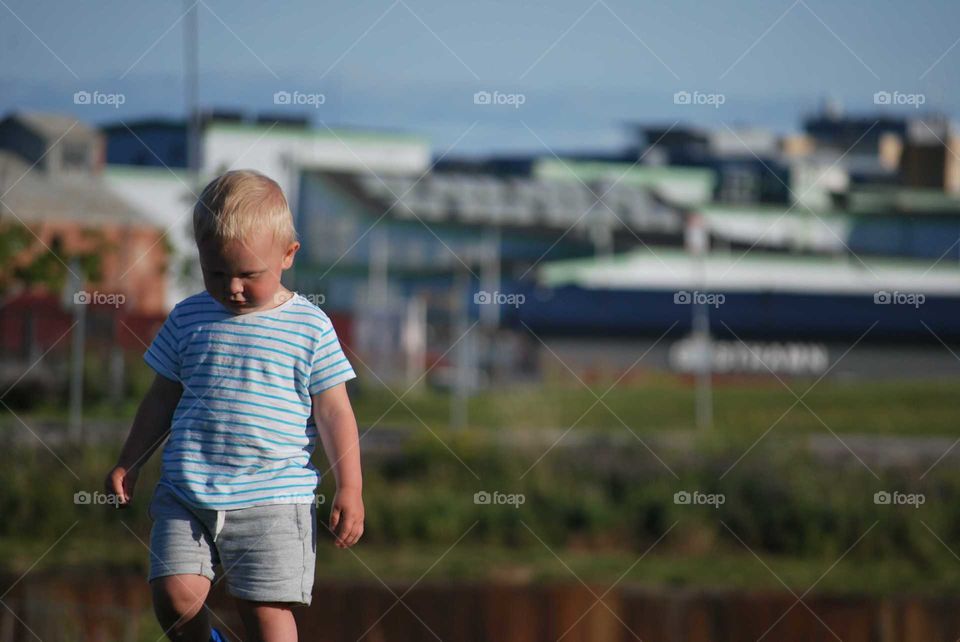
[
  {"xmin": 685, "ymin": 212, "xmax": 713, "ymax": 432},
  {"xmin": 62, "ymin": 258, "xmax": 85, "ymax": 443}
]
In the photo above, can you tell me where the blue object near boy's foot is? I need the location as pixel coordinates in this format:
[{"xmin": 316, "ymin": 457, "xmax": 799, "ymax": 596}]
[{"xmin": 210, "ymin": 628, "xmax": 228, "ymax": 642}]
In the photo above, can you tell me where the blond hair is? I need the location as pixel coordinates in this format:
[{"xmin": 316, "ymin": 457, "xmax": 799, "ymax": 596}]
[{"xmin": 193, "ymin": 170, "xmax": 298, "ymax": 247}]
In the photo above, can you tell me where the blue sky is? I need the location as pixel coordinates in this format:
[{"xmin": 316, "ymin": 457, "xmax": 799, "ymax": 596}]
[{"xmin": 2, "ymin": 0, "xmax": 958, "ymax": 154}]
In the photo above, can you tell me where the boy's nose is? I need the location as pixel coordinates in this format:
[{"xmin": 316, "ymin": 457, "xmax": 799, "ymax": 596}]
[{"xmin": 228, "ymin": 278, "xmax": 244, "ymax": 296}]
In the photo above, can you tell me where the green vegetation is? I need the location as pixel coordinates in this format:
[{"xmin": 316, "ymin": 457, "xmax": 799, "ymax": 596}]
[
  {"xmin": 353, "ymin": 377, "xmax": 958, "ymax": 438},
  {"xmin": 8, "ymin": 358, "xmax": 959, "ymax": 439},
  {"xmin": 1, "ymin": 401, "xmax": 959, "ymax": 595},
  {"xmin": 0, "ymin": 222, "xmax": 105, "ymax": 296},
  {"xmin": 2, "ymin": 362, "xmax": 958, "ymax": 594}
]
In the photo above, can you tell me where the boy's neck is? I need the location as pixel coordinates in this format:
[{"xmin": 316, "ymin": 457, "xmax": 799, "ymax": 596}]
[{"xmin": 260, "ymin": 286, "xmax": 295, "ymax": 312}]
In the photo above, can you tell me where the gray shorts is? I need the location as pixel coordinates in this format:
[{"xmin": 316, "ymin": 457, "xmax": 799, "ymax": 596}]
[{"xmin": 147, "ymin": 482, "xmax": 317, "ymax": 606}]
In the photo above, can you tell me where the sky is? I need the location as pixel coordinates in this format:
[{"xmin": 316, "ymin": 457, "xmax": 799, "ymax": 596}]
[{"xmin": 2, "ymin": 0, "xmax": 959, "ymax": 155}]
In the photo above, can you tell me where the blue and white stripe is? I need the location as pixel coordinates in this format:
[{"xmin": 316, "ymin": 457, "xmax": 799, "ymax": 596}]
[{"xmin": 144, "ymin": 290, "xmax": 356, "ymax": 509}]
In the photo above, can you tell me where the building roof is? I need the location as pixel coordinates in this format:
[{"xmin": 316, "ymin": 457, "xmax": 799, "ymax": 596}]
[
  {"xmin": 845, "ymin": 186, "xmax": 960, "ymax": 215},
  {"xmin": 98, "ymin": 114, "xmax": 428, "ymax": 145},
  {"xmin": 326, "ymin": 170, "xmax": 683, "ymax": 234},
  {"xmin": 4, "ymin": 112, "xmax": 98, "ymax": 142},
  {"xmin": 539, "ymin": 247, "xmax": 960, "ymax": 297},
  {"xmin": 100, "ymin": 117, "xmax": 185, "ymax": 133},
  {"xmin": 532, "ymin": 158, "xmax": 716, "ymax": 206},
  {"xmin": 0, "ymin": 150, "xmax": 151, "ymax": 226},
  {"xmin": 205, "ymin": 120, "xmax": 428, "ymax": 144}
]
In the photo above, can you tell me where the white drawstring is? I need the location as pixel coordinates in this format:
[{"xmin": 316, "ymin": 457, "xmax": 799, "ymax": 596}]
[{"xmin": 213, "ymin": 510, "xmax": 225, "ymax": 542}]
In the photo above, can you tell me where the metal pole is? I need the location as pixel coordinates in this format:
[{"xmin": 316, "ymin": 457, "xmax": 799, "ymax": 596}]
[
  {"xmin": 369, "ymin": 227, "xmax": 389, "ymax": 304},
  {"xmin": 67, "ymin": 259, "xmax": 85, "ymax": 442},
  {"xmin": 686, "ymin": 213, "xmax": 713, "ymax": 432},
  {"xmin": 184, "ymin": 0, "xmax": 199, "ymax": 180},
  {"xmin": 479, "ymin": 226, "xmax": 501, "ymax": 328},
  {"xmin": 451, "ymin": 268, "xmax": 470, "ymax": 430},
  {"xmin": 692, "ymin": 282, "xmax": 713, "ymax": 432}
]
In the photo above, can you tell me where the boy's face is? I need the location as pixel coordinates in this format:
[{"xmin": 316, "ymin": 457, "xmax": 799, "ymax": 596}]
[{"xmin": 198, "ymin": 234, "xmax": 300, "ymax": 314}]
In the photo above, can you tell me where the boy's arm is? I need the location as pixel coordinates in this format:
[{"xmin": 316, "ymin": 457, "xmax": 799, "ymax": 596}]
[
  {"xmin": 312, "ymin": 382, "xmax": 364, "ymax": 548},
  {"xmin": 104, "ymin": 373, "xmax": 183, "ymax": 507}
]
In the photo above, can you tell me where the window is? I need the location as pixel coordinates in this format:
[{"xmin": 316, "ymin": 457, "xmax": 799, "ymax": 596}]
[{"xmin": 61, "ymin": 142, "xmax": 89, "ymax": 170}]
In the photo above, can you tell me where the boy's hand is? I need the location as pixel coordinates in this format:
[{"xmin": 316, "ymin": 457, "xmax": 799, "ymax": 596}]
[
  {"xmin": 329, "ymin": 487, "xmax": 364, "ymax": 548},
  {"xmin": 104, "ymin": 465, "xmax": 138, "ymax": 509}
]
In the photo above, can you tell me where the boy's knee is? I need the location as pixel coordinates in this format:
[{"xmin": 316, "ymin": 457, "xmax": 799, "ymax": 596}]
[
  {"xmin": 152, "ymin": 574, "xmax": 211, "ymax": 630},
  {"xmin": 235, "ymin": 600, "xmax": 298, "ymax": 641}
]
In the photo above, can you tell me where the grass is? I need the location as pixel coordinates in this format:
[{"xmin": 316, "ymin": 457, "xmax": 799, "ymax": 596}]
[
  {"xmin": 3, "ymin": 535, "xmax": 958, "ymax": 598},
  {"xmin": 1, "ymin": 373, "xmax": 959, "ymax": 597},
  {"xmin": 6, "ymin": 364, "xmax": 958, "ymax": 439},
  {"xmin": 347, "ymin": 376, "xmax": 959, "ymax": 439}
]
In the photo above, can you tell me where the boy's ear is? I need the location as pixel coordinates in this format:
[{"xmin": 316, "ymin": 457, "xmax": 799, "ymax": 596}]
[{"xmin": 281, "ymin": 241, "xmax": 300, "ymax": 270}]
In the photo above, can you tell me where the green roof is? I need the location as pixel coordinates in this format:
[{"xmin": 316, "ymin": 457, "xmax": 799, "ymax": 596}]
[
  {"xmin": 697, "ymin": 203, "xmax": 849, "ymax": 220},
  {"xmin": 534, "ymin": 158, "xmax": 716, "ymax": 190},
  {"xmin": 206, "ymin": 121, "xmax": 429, "ymax": 144},
  {"xmin": 540, "ymin": 247, "xmax": 960, "ymax": 284},
  {"xmin": 846, "ymin": 187, "xmax": 960, "ymax": 214}
]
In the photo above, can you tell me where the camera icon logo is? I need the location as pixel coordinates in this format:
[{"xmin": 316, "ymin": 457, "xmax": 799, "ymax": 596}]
[
  {"xmin": 74, "ymin": 290, "xmax": 91, "ymax": 304},
  {"xmin": 874, "ymin": 491, "xmax": 891, "ymax": 505},
  {"xmin": 474, "ymin": 491, "xmax": 491, "ymax": 505},
  {"xmin": 873, "ymin": 91, "xmax": 891, "ymax": 105},
  {"xmin": 474, "ymin": 291, "xmax": 491, "ymax": 304},
  {"xmin": 673, "ymin": 491, "xmax": 691, "ymax": 504},
  {"xmin": 274, "ymin": 91, "xmax": 291, "ymax": 105},
  {"xmin": 74, "ymin": 491, "xmax": 91, "ymax": 505},
  {"xmin": 473, "ymin": 91, "xmax": 491, "ymax": 105},
  {"xmin": 674, "ymin": 291, "xmax": 691, "ymax": 304},
  {"xmin": 73, "ymin": 91, "xmax": 91, "ymax": 105},
  {"xmin": 874, "ymin": 291, "xmax": 891, "ymax": 304},
  {"xmin": 674, "ymin": 91, "xmax": 691, "ymax": 105}
]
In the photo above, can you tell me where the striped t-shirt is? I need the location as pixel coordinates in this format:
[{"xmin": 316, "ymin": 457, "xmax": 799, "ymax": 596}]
[{"xmin": 143, "ymin": 290, "xmax": 356, "ymax": 510}]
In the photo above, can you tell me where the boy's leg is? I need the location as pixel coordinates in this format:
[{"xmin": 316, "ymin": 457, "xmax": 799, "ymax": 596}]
[
  {"xmin": 147, "ymin": 483, "xmax": 221, "ymax": 640},
  {"xmin": 216, "ymin": 502, "xmax": 315, "ymax": 641},
  {"xmin": 235, "ymin": 600, "xmax": 298, "ymax": 642},
  {"xmin": 151, "ymin": 574, "xmax": 213, "ymax": 641}
]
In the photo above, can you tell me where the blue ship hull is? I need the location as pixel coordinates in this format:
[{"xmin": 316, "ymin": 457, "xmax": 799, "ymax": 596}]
[{"xmin": 502, "ymin": 284, "xmax": 960, "ymax": 343}]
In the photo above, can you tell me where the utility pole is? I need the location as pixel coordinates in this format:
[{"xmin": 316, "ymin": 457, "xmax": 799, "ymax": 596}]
[
  {"xmin": 65, "ymin": 259, "xmax": 85, "ymax": 443},
  {"xmin": 450, "ymin": 267, "xmax": 471, "ymax": 430},
  {"xmin": 184, "ymin": 0, "xmax": 200, "ymax": 184},
  {"xmin": 686, "ymin": 212, "xmax": 713, "ymax": 432},
  {"xmin": 479, "ymin": 225, "xmax": 500, "ymax": 328}
]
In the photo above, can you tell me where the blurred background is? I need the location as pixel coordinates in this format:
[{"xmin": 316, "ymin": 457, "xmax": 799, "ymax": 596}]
[{"xmin": 2, "ymin": 1, "xmax": 960, "ymax": 640}]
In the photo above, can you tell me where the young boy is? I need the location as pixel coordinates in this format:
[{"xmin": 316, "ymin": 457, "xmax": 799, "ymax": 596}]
[{"xmin": 104, "ymin": 170, "xmax": 364, "ymax": 642}]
